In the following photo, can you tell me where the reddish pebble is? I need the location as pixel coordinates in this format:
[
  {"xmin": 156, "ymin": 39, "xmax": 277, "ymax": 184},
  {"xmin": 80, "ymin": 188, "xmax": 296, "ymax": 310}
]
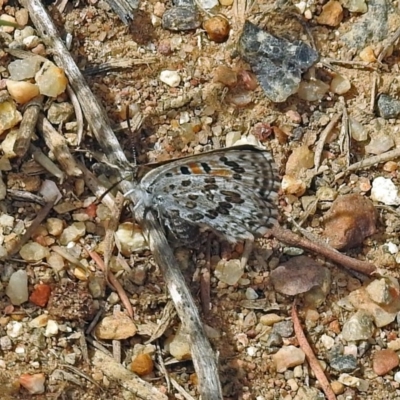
[
  {"xmin": 237, "ymin": 70, "xmax": 258, "ymax": 91},
  {"xmin": 29, "ymin": 284, "xmax": 51, "ymax": 307},
  {"xmin": 19, "ymin": 373, "xmax": 45, "ymax": 394},
  {"xmin": 85, "ymin": 203, "xmax": 97, "ymax": 218},
  {"xmin": 373, "ymin": 349, "xmax": 399, "ymax": 376},
  {"xmin": 130, "ymin": 353, "xmax": 154, "ymax": 376}
]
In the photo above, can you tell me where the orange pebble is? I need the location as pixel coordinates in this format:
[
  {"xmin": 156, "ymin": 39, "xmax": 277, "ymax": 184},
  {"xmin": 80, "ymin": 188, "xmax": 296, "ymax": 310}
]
[{"xmin": 29, "ymin": 284, "xmax": 51, "ymax": 307}]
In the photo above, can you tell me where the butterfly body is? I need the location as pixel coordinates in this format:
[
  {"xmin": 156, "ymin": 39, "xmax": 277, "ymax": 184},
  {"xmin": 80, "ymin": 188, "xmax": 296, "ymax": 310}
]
[{"xmin": 133, "ymin": 145, "xmax": 279, "ymax": 245}]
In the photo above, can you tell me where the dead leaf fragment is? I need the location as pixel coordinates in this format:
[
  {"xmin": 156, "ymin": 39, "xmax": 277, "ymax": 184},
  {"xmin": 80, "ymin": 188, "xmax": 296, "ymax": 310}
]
[{"xmin": 270, "ymin": 255, "xmax": 327, "ymax": 296}]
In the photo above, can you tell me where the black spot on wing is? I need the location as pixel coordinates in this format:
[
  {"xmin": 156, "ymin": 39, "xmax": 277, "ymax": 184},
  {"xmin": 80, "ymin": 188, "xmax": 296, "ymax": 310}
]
[
  {"xmin": 180, "ymin": 166, "xmax": 191, "ymax": 175},
  {"xmin": 201, "ymin": 162, "xmax": 211, "ymax": 173},
  {"xmin": 181, "ymin": 180, "xmax": 191, "ymax": 187},
  {"xmin": 185, "ymin": 201, "xmax": 197, "ymax": 209},
  {"xmin": 205, "ymin": 209, "xmax": 218, "ymax": 219},
  {"xmin": 188, "ymin": 212, "xmax": 204, "ymax": 221}
]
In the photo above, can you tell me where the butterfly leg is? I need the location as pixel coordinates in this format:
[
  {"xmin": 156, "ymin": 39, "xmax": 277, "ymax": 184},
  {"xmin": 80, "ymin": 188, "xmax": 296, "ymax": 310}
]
[{"xmin": 240, "ymin": 239, "xmax": 254, "ymax": 269}]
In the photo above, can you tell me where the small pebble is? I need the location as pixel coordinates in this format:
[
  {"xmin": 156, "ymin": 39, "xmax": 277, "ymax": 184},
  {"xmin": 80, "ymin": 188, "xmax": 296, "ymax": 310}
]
[
  {"xmin": 371, "ymin": 177, "xmax": 400, "ymax": 205},
  {"xmin": 331, "ymin": 380, "xmax": 344, "ymax": 395},
  {"xmin": 7, "ymin": 321, "xmax": 23, "ymax": 338},
  {"xmin": 6, "ymin": 80, "xmax": 39, "ymax": 104},
  {"xmin": 359, "ymin": 46, "xmax": 376, "ymax": 62},
  {"xmin": 6, "ymin": 270, "xmax": 28, "ymax": 305},
  {"xmin": 323, "ymin": 193, "xmax": 377, "ymax": 250},
  {"xmin": 373, "ymin": 349, "xmax": 399, "ymax": 376},
  {"xmin": 349, "ymin": 117, "xmax": 368, "ymax": 141},
  {"xmin": 159, "ymin": 70, "xmax": 181, "ymax": 87},
  {"xmin": 213, "ymin": 65, "xmax": 237, "ymax": 87},
  {"xmin": 131, "ymin": 353, "xmax": 154, "ymax": 376},
  {"xmin": 19, "ymin": 373, "xmax": 45, "ymax": 394},
  {"xmin": 59, "ymin": 222, "xmax": 86, "ymax": 245},
  {"xmin": 245, "ymin": 288, "xmax": 259, "ymax": 300},
  {"xmin": 316, "ymin": 0, "xmax": 343, "ymax": 26},
  {"xmin": 377, "ymin": 94, "xmax": 400, "ymax": 119},
  {"xmin": 35, "ymin": 61, "xmax": 68, "ymax": 97},
  {"xmin": 320, "ymin": 334, "xmax": 335, "ymax": 350},
  {"xmin": 365, "ymin": 134, "xmax": 394, "ymax": 155},
  {"xmin": 168, "ymin": 326, "xmax": 192, "ymax": 360},
  {"xmin": 330, "ymin": 355, "xmax": 358, "ymax": 372},
  {"xmin": 203, "ymin": 15, "xmax": 230, "ymax": 43},
  {"xmin": 95, "ymin": 312, "xmax": 137, "ymax": 340},
  {"xmin": 29, "ymin": 314, "xmax": 49, "ymax": 329},
  {"xmin": 225, "ymin": 131, "xmax": 241, "ymax": 147},
  {"xmin": 341, "ymin": 310, "xmax": 375, "ymax": 341},
  {"xmin": 45, "ymin": 320, "xmax": 59, "ymax": 337},
  {"xmin": 366, "ymin": 278, "xmax": 393, "ymax": 305},
  {"xmin": 162, "ymin": 6, "xmax": 201, "ymax": 31},
  {"xmin": 330, "ymin": 74, "xmax": 351, "ymax": 94},
  {"xmin": 215, "ymin": 259, "xmax": 243, "ymax": 285},
  {"xmin": 0, "ymin": 15, "xmax": 16, "ymax": 33},
  {"xmin": 272, "ymin": 345, "xmax": 305, "ymax": 372},
  {"xmin": 29, "ymin": 284, "xmax": 51, "ymax": 307},
  {"xmin": 272, "ymin": 321, "xmax": 294, "ymax": 338},
  {"xmin": 46, "ymin": 218, "xmax": 64, "ymax": 236},
  {"xmin": 260, "ymin": 314, "xmax": 283, "ymax": 326},
  {"xmin": 20, "ymin": 242, "xmax": 50, "ymax": 262}
]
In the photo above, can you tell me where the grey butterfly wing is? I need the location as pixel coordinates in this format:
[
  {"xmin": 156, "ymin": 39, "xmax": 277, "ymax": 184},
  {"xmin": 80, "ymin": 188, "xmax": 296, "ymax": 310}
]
[{"xmin": 139, "ymin": 146, "xmax": 280, "ymax": 243}]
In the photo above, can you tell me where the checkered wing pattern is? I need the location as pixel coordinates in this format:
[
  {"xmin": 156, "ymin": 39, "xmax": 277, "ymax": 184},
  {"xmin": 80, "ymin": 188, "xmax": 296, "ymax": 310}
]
[{"xmin": 138, "ymin": 145, "xmax": 280, "ymax": 243}]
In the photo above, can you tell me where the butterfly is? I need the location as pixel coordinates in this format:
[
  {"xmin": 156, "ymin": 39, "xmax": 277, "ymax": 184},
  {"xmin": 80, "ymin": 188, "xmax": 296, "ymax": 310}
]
[{"xmin": 128, "ymin": 144, "xmax": 280, "ymax": 261}]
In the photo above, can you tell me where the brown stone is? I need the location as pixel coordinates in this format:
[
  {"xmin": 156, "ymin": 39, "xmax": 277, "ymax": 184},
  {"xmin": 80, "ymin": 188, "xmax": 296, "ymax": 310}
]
[
  {"xmin": 323, "ymin": 193, "xmax": 377, "ymax": 250},
  {"xmin": 95, "ymin": 312, "xmax": 137, "ymax": 340},
  {"xmin": 130, "ymin": 353, "xmax": 154, "ymax": 376},
  {"xmin": 316, "ymin": 0, "xmax": 343, "ymax": 27},
  {"xmin": 373, "ymin": 349, "xmax": 399, "ymax": 376}
]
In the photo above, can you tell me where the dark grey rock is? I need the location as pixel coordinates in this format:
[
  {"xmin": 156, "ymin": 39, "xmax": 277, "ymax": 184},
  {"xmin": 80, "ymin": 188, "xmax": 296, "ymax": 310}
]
[
  {"xmin": 342, "ymin": 0, "xmax": 389, "ymax": 50},
  {"xmin": 377, "ymin": 94, "xmax": 400, "ymax": 119},
  {"xmin": 272, "ymin": 320, "xmax": 294, "ymax": 338},
  {"xmin": 162, "ymin": 5, "xmax": 201, "ymax": 31},
  {"xmin": 330, "ymin": 354, "xmax": 358, "ymax": 372},
  {"xmin": 239, "ymin": 21, "xmax": 318, "ymax": 103},
  {"xmin": 358, "ymin": 341, "xmax": 372, "ymax": 357},
  {"xmin": 265, "ymin": 331, "xmax": 283, "ymax": 348}
]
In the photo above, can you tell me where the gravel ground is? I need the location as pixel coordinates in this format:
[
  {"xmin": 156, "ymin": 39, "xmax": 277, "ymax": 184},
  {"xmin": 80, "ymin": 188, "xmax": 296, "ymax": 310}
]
[{"xmin": 2, "ymin": 0, "xmax": 400, "ymax": 399}]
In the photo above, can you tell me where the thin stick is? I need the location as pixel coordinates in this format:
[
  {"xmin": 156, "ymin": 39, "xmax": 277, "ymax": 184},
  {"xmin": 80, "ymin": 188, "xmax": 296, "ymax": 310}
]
[
  {"xmin": 36, "ymin": 113, "xmax": 82, "ymax": 177},
  {"xmin": 88, "ymin": 249, "xmax": 134, "ymax": 319},
  {"xmin": 8, "ymin": 198, "xmax": 56, "ymax": 256},
  {"xmin": 270, "ymin": 225, "xmax": 376, "ymax": 276},
  {"xmin": 314, "ymin": 113, "xmax": 342, "ymax": 172},
  {"xmin": 66, "ymin": 85, "xmax": 84, "ymax": 146},
  {"xmin": 92, "ymin": 350, "xmax": 168, "ymax": 400},
  {"xmin": 30, "ymin": 143, "xmax": 65, "ymax": 181},
  {"xmin": 335, "ymin": 147, "xmax": 400, "ymax": 180},
  {"xmin": 14, "ymin": 95, "xmax": 43, "ymax": 159},
  {"xmin": 370, "ymin": 71, "xmax": 378, "ymax": 114},
  {"xmin": 291, "ymin": 299, "xmax": 337, "ymax": 400}
]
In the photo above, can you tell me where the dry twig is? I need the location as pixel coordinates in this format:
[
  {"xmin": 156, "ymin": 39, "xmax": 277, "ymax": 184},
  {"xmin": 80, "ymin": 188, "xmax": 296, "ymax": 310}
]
[
  {"xmin": 292, "ymin": 299, "xmax": 337, "ymax": 400},
  {"xmin": 14, "ymin": 95, "xmax": 43, "ymax": 159},
  {"xmin": 314, "ymin": 113, "xmax": 342, "ymax": 172},
  {"xmin": 8, "ymin": 198, "xmax": 56, "ymax": 256},
  {"xmin": 271, "ymin": 225, "xmax": 376, "ymax": 276},
  {"xmin": 37, "ymin": 113, "xmax": 82, "ymax": 177},
  {"xmin": 30, "ymin": 143, "xmax": 65, "ymax": 181},
  {"xmin": 335, "ymin": 147, "xmax": 400, "ymax": 180},
  {"xmin": 88, "ymin": 249, "xmax": 134, "ymax": 319},
  {"xmin": 92, "ymin": 350, "xmax": 168, "ymax": 400}
]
